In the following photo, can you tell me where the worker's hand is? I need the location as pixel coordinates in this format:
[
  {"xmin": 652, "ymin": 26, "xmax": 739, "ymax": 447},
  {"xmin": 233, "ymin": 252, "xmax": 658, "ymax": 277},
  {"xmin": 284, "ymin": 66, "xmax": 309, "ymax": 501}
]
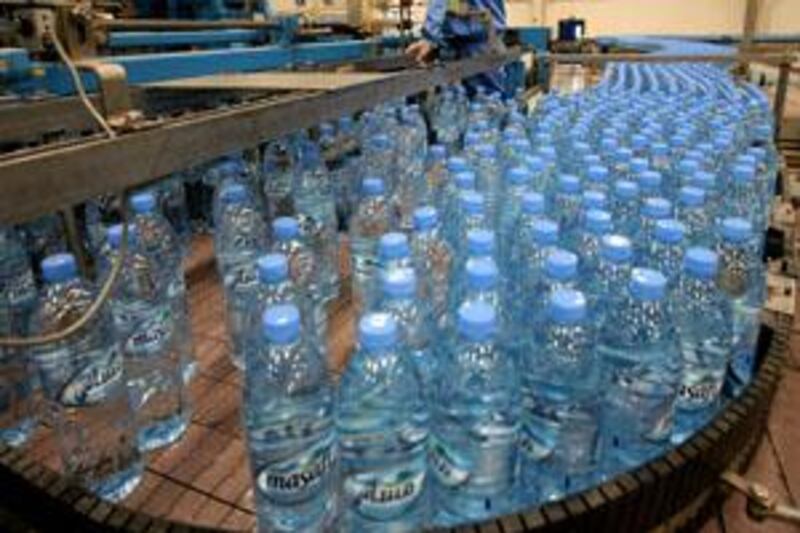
[{"xmin": 406, "ymin": 40, "xmax": 436, "ymax": 64}]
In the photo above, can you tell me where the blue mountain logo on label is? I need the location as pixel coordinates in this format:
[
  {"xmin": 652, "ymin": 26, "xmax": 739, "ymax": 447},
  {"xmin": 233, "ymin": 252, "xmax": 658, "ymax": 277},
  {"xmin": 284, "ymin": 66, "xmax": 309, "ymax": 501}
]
[
  {"xmin": 429, "ymin": 438, "xmax": 470, "ymax": 487},
  {"xmin": 256, "ymin": 438, "xmax": 334, "ymax": 503},
  {"xmin": 345, "ymin": 468, "xmax": 425, "ymax": 519},
  {"xmin": 125, "ymin": 312, "xmax": 173, "ymax": 357},
  {"xmin": 60, "ymin": 349, "xmax": 123, "ymax": 406}
]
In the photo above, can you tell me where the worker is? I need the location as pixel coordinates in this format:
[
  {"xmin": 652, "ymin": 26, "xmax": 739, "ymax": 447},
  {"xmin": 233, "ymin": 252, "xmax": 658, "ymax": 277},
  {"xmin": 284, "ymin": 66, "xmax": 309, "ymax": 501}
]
[{"xmin": 406, "ymin": 0, "xmax": 507, "ymax": 95}]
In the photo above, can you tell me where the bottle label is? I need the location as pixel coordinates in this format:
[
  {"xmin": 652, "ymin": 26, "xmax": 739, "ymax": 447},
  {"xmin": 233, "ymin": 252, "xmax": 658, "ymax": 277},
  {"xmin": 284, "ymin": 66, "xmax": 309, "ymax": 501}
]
[
  {"xmin": 256, "ymin": 437, "xmax": 335, "ymax": 504},
  {"xmin": 429, "ymin": 437, "xmax": 470, "ymax": 487},
  {"xmin": 124, "ymin": 309, "xmax": 173, "ymax": 358},
  {"xmin": 344, "ymin": 467, "xmax": 425, "ymax": 519},
  {"xmin": 678, "ymin": 379, "xmax": 722, "ymax": 409},
  {"xmin": 59, "ymin": 348, "xmax": 123, "ymax": 406}
]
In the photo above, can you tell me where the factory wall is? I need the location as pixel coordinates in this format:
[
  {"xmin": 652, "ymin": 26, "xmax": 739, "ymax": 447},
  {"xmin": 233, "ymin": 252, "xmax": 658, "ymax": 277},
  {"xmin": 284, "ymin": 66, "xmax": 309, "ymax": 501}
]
[{"xmin": 505, "ymin": 0, "xmax": 800, "ymax": 36}]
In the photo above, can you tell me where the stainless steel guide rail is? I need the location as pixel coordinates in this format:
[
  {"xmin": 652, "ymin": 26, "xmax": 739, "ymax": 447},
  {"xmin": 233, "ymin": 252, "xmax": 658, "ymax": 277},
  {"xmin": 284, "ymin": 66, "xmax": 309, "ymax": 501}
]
[{"xmin": 0, "ymin": 50, "xmax": 518, "ymax": 224}]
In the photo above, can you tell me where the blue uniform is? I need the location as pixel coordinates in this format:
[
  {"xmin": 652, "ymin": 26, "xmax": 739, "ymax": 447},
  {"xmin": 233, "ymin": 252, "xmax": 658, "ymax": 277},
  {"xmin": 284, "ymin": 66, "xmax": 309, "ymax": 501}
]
[{"xmin": 421, "ymin": 0, "xmax": 507, "ymax": 94}]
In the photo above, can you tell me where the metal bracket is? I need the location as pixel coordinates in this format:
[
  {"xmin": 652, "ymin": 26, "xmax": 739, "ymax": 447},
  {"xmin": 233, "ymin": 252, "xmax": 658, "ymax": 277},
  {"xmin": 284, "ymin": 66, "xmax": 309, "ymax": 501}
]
[
  {"xmin": 721, "ymin": 470, "xmax": 800, "ymax": 525},
  {"xmin": 74, "ymin": 61, "xmax": 142, "ymax": 130}
]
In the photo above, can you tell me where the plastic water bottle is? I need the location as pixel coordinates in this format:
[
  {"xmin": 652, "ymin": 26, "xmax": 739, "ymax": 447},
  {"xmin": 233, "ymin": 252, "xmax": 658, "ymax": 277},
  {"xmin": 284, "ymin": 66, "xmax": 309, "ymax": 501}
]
[
  {"xmin": 676, "ymin": 186, "xmax": 712, "ymax": 245},
  {"xmin": 245, "ymin": 304, "xmax": 338, "ymax": 532},
  {"xmin": 106, "ymin": 225, "xmax": 189, "ymax": 451},
  {"xmin": 378, "ymin": 268, "xmax": 434, "ymax": 401},
  {"xmin": 261, "ymin": 136, "xmax": 296, "ymax": 221},
  {"xmin": 215, "ymin": 183, "xmax": 268, "ymax": 285},
  {"xmin": 424, "ymin": 144, "xmax": 448, "ymax": 206},
  {"xmin": 450, "ymin": 191, "xmax": 488, "ymax": 258},
  {"xmin": 638, "ymin": 170, "xmax": 663, "ymax": 198},
  {"xmin": 611, "ymin": 180, "xmax": 640, "ymax": 237},
  {"xmin": 600, "ymin": 268, "xmax": 681, "ymax": 473},
  {"xmin": 33, "ymin": 254, "xmax": 143, "ymax": 501},
  {"xmin": 520, "ymin": 289, "xmax": 601, "ymax": 501},
  {"xmin": 553, "ymin": 175, "xmax": 583, "ymax": 239},
  {"xmin": 498, "ymin": 167, "xmax": 532, "ymax": 259},
  {"xmin": 442, "ymin": 170, "xmax": 476, "ymax": 231},
  {"xmin": 432, "ymin": 300, "xmax": 519, "ymax": 524},
  {"xmin": 508, "ymin": 193, "xmax": 547, "ymax": 264},
  {"xmin": 349, "ymin": 178, "xmax": 394, "ymax": 302},
  {"xmin": 337, "ymin": 312, "xmax": 429, "ymax": 531},
  {"xmin": 536, "ymin": 249, "xmax": 580, "ymax": 322},
  {"xmin": 648, "ymin": 219, "xmax": 686, "ymax": 286},
  {"xmin": 473, "ymin": 144, "xmax": 502, "ymax": 225},
  {"xmin": 271, "ymin": 217, "xmax": 327, "ymax": 340},
  {"xmin": 411, "ymin": 207, "xmax": 453, "ymax": 327},
  {"xmin": 717, "ymin": 218, "xmax": 763, "ymax": 395},
  {"xmin": 636, "ymin": 197, "xmax": 672, "ymax": 251},
  {"xmin": 672, "ymin": 248, "xmax": 732, "ymax": 443},
  {"xmin": 451, "ymin": 256, "xmax": 505, "ymax": 327},
  {"xmin": 130, "ymin": 192, "xmax": 196, "ymax": 384},
  {"xmin": 584, "ymin": 164, "xmax": 610, "ymax": 193},
  {"xmin": 0, "ymin": 227, "xmax": 38, "ymax": 447},
  {"xmin": 723, "ymin": 163, "xmax": 762, "ymax": 229},
  {"xmin": 582, "ymin": 190, "xmax": 607, "ymax": 212},
  {"xmin": 509, "ymin": 219, "xmax": 560, "ymax": 328},
  {"xmin": 574, "ymin": 209, "xmax": 613, "ymax": 273},
  {"xmin": 588, "ymin": 234, "xmax": 634, "ymax": 308}
]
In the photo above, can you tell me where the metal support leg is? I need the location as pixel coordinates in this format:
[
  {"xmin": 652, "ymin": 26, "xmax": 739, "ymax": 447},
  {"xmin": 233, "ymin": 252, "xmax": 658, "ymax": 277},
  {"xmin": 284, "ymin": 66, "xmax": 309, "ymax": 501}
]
[
  {"xmin": 774, "ymin": 62, "xmax": 790, "ymax": 140},
  {"xmin": 60, "ymin": 206, "xmax": 91, "ymax": 278}
]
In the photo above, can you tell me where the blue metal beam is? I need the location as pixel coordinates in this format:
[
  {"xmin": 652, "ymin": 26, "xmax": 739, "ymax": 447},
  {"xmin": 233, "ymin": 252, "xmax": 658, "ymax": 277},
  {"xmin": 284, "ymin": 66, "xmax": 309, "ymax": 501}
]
[
  {"xmin": 42, "ymin": 39, "xmax": 383, "ymax": 95},
  {"xmin": 107, "ymin": 29, "xmax": 266, "ymax": 48}
]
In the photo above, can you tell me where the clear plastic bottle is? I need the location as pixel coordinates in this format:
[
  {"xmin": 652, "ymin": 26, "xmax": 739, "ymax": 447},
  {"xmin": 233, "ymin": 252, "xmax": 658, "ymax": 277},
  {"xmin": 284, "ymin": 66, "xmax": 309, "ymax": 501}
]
[
  {"xmin": 574, "ymin": 209, "xmax": 613, "ymax": 273},
  {"xmin": 378, "ymin": 268, "xmax": 434, "ymax": 401},
  {"xmin": 0, "ymin": 227, "xmax": 38, "ymax": 447},
  {"xmin": 337, "ymin": 312, "xmax": 429, "ymax": 531},
  {"xmin": 349, "ymin": 178, "xmax": 394, "ymax": 302},
  {"xmin": 553, "ymin": 175, "xmax": 583, "ymax": 240},
  {"xmin": 450, "ymin": 191, "xmax": 489, "ymax": 258},
  {"xmin": 214, "ymin": 183, "xmax": 268, "ymax": 287},
  {"xmin": 411, "ymin": 207, "xmax": 453, "ymax": 327},
  {"xmin": 584, "ymin": 164, "xmax": 610, "ymax": 194},
  {"xmin": 599, "ymin": 268, "xmax": 681, "ymax": 474},
  {"xmin": 106, "ymin": 225, "xmax": 189, "ymax": 451},
  {"xmin": 432, "ymin": 300, "xmax": 519, "ymax": 524},
  {"xmin": 672, "ymin": 248, "xmax": 732, "ymax": 443},
  {"xmin": 610, "ymin": 180, "xmax": 640, "ymax": 237},
  {"xmin": 33, "ymin": 253, "xmax": 142, "ymax": 501},
  {"xmin": 676, "ymin": 186, "xmax": 712, "ymax": 246},
  {"xmin": 647, "ymin": 219, "xmax": 686, "ymax": 286},
  {"xmin": 636, "ymin": 197, "xmax": 672, "ymax": 253},
  {"xmin": 130, "ymin": 192, "xmax": 196, "ymax": 384},
  {"xmin": 245, "ymin": 304, "xmax": 338, "ymax": 532},
  {"xmin": 509, "ymin": 219, "xmax": 560, "ymax": 329},
  {"xmin": 521, "ymin": 289, "xmax": 601, "ymax": 502}
]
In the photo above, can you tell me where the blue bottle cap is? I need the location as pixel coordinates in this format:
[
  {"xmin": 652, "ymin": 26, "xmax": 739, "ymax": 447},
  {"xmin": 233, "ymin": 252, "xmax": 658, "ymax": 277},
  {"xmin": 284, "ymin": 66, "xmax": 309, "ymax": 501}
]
[
  {"xmin": 257, "ymin": 253, "xmax": 289, "ymax": 284},
  {"xmin": 460, "ymin": 191, "xmax": 484, "ymax": 215},
  {"xmin": 130, "ymin": 192, "xmax": 156, "ymax": 214},
  {"xmin": 671, "ymin": 133, "xmax": 689, "ymax": 147},
  {"xmin": 379, "ymin": 232, "xmax": 410, "ymax": 260},
  {"xmin": 583, "ymin": 154, "xmax": 602, "ymax": 167},
  {"xmin": 41, "ymin": 253, "xmax": 78, "ymax": 283},
  {"xmin": 218, "ymin": 159, "xmax": 245, "ymax": 179},
  {"xmin": 457, "ymin": 300, "xmax": 497, "ymax": 341},
  {"xmin": 465, "ymin": 256, "xmax": 498, "ymax": 290},
  {"xmin": 447, "ymin": 156, "xmax": 470, "ymax": 173},
  {"xmin": 106, "ymin": 224, "xmax": 137, "ymax": 249},
  {"xmin": 573, "ymin": 141, "xmax": 591, "ymax": 156},
  {"xmin": 631, "ymin": 157, "xmax": 649, "ymax": 175},
  {"xmin": 651, "ymin": 142, "xmax": 669, "ymax": 157},
  {"xmin": 601, "ymin": 137, "xmax": 619, "ymax": 152},
  {"xmin": 532, "ymin": 218, "xmax": 559, "ymax": 245},
  {"xmin": 615, "ymin": 147, "xmax": 633, "ymax": 163},
  {"xmin": 467, "ymin": 229, "xmax": 495, "ymax": 255},
  {"xmin": 692, "ymin": 170, "xmax": 716, "ymax": 190},
  {"xmin": 587, "ymin": 165, "xmax": 609, "ymax": 183},
  {"xmin": 475, "ymin": 143, "xmax": 497, "ymax": 159},
  {"xmin": 454, "ymin": 170, "xmax": 476, "ymax": 190},
  {"xmin": 720, "ymin": 217, "xmax": 753, "ymax": 243},
  {"xmin": 428, "ymin": 144, "xmax": 447, "ymax": 161},
  {"xmin": 381, "ymin": 267, "xmax": 416, "ymax": 298},
  {"xmin": 629, "ymin": 268, "xmax": 667, "ymax": 301},
  {"xmin": 522, "ymin": 192, "xmax": 546, "ymax": 215},
  {"xmin": 638, "ymin": 170, "xmax": 662, "ymax": 191},
  {"xmin": 737, "ymin": 154, "xmax": 758, "ymax": 167},
  {"xmin": 547, "ymin": 288, "xmax": 588, "ymax": 324},
  {"xmin": 600, "ymin": 234, "xmax": 633, "ymax": 263},
  {"xmin": 413, "ymin": 206, "xmax": 438, "ymax": 231},
  {"xmin": 338, "ymin": 116, "xmax": 354, "ymax": 130},
  {"xmin": 614, "ymin": 180, "xmax": 639, "ymax": 200},
  {"xmin": 748, "ymin": 147, "xmax": 766, "ymax": 163},
  {"xmin": 654, "ymin": 219, "xmax": 685, "ymax": 244},
  {"xmin": 505, "ymin": 166, "xmax": 531, "ymax": 186},
  {"xmin": 558, "ymin": 174, "xmax": 581, "ymax": 194},
  {"xmin": 319, "ymin": 122, "xmax": 336, "ymax": 136},
  {"xmin": 464, "ymin": 131, "xmax": 482, "ymax": 147},
  {"xmin": 684, "ymin": 247, "xmax": 719, "ymax": 279},
  {"xmin": 272, "ymin": 216, "xmax": 300, "ymax": 240},
  {"xmin": 508, "ymin": 137, "xmax": 531, "ymax": 153},
  {"xmin": 642, "ymin": 197, "xmax": 672, "ymax": 219},
  {"xmin": 535, "ymin": 132, "xmax": 553, "ymax": 145},
  {"xmin": 218, "ymin": 183, "xmax": 248, "ymax": 205},
  {"xmin": 732, "ymin": 164, "xmax": 756, "ymax": 184},
  {"xmin": 585, "ymin": 209, "xmax": 612, "ymax": 234},
  {"xmin": 631, "ymin": 134, "xmax": 648, "ymax": 150},
  {"xmin": 538, "ymin": 145, "xmax": 557, "ymax": 161},
  {"xmin": 678, "ymin": 158, "xmax": 700, "ymax": 175},
  {"xmin": 262, "ymin": 304, "xmax": 301, "ymax": 344},
  {"xmin": 359, "ymin": 312, "xmax": 398, "ymax": 350},
  {"xmin": 679, "ymin": 186, "xmax": 705, "ymax": 207},
  {"xmin": 582, "ymin": 190, "xmax": 607, "ymax": 210},
  {"xmin": 525, "ymin": 155, "xmax": 545, "ymax": 173},
  {"xmin": 369, "ymin": 133, "xmax": 391, "ymax": 151},
  {"xmin": 362, "ymin": 177, "xmax": 385, "ymax": 196},
  {"xmin": 545, "ymin": 248, "xmax": 578, "ymax": 281}
]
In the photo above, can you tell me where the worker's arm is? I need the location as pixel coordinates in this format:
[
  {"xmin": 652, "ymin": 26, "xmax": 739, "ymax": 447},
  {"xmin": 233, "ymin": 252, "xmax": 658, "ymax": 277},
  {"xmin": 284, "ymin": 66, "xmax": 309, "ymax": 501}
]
[{"xmin": 406, "ymin": 0, "xmax": 447, "ymax": 63}]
